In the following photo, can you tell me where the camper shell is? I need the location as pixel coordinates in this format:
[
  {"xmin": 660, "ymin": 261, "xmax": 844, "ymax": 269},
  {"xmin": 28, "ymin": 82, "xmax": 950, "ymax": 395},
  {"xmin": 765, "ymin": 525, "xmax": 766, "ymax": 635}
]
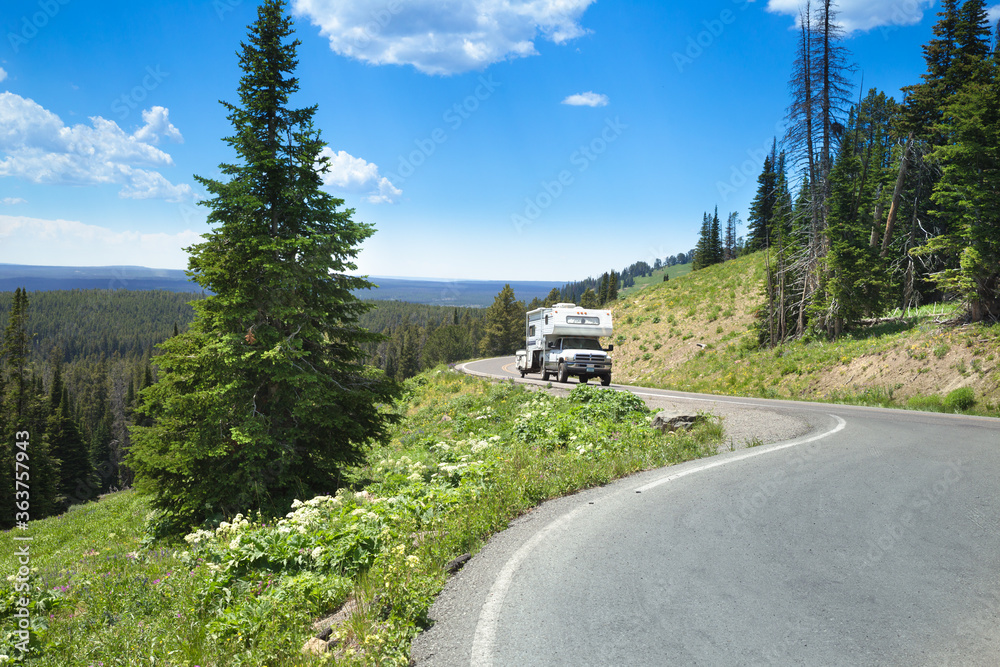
[{"xmin": 515, "ymin": 303, "xmax": 614, "ymax": 385}]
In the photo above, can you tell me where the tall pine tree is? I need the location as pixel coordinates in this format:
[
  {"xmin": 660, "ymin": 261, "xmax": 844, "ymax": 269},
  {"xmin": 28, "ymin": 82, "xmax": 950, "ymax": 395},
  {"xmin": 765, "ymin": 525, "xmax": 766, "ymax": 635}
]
[{"xmin": 128, "ymin": 0, "xmax": 397, "ymax": 534}]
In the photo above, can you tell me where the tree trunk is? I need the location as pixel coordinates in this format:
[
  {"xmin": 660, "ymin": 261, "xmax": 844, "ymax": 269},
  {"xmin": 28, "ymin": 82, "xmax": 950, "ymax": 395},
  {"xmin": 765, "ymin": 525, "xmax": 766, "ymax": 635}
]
[{"xmin": 880, "ymin": 132, "xmax": 914, "ymax": 256}]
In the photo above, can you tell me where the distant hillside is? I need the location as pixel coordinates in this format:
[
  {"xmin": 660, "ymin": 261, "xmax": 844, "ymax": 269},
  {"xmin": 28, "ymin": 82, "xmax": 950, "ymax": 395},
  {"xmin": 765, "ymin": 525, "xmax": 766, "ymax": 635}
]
[
  {"xmin": 363, "ymin": 277, "xmax": 564, "ymax": 307},
  {"xmin": 0, "ymin": 264, "xmax": 203, "ymax": 293},
  {"xmin": 0, "ymin": 265, "xmax": 561, "ymax": 307}
]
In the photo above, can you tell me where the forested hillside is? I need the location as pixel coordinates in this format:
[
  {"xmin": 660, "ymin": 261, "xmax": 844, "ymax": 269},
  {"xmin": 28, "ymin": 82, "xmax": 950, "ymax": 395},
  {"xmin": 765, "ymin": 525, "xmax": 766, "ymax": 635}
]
[
  {"xmin": 0, "ymin": 290, "xmax": 201, "ymax": 527},
  {"xmin": 0, "ymin": 288, "xmax": 496, "ymax": 527},
  {"xmin": 689, "ymin": 1, "xmax": 1000, "ymax": 339}
]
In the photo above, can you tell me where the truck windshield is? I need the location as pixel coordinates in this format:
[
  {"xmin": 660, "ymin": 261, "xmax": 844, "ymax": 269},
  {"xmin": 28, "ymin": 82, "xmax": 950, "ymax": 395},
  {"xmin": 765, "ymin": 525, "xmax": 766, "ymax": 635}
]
[{"xmin": 560, "ymin": 338, "xmax": 604, "ymax": 350}]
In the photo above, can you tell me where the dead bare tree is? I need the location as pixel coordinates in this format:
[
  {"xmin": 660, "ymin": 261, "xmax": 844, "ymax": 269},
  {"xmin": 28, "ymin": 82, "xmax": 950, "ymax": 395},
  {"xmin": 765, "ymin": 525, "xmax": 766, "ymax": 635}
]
[{"xmin": 774, "ymin": 0, "xmax": 854, "ymax": 340}]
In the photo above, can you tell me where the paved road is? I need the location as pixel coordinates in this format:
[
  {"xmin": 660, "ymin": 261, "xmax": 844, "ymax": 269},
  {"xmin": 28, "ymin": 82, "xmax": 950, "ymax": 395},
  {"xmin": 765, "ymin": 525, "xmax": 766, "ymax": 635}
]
[{"xmin": 412, "ymin": 358, "xmax": 1000, "ymax": 666}]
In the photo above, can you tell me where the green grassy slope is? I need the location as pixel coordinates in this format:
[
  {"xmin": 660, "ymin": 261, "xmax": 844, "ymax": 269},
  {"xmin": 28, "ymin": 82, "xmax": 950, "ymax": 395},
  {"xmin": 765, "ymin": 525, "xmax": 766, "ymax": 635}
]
[
  {"xmin": 611, "ymin": 252, "xmax": 1000, "ymax": 414},
  {"xmin": 618, "ymin": 262, "xmax": 693, "ymax": 298}
]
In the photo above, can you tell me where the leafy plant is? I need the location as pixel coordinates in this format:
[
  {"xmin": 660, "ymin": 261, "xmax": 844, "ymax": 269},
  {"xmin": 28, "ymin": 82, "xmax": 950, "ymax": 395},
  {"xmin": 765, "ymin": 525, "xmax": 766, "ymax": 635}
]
[{"xmin": 944, "ymin": 387, "xmax": 976, "ymax": 412}]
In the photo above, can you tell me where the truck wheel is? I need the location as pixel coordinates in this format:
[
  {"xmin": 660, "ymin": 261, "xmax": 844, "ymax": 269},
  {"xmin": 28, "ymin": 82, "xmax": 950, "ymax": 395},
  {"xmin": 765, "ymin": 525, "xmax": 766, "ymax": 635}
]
[
  {"xmin": 558, "ymin": 363, "xmax": 569, "ymax": 383},
  {"xmin": 579, "ymin": 376, "xmax": 588, "ymax": 384},
  {"xmin": 601, "ymin": 374, "xmax": 611, "ymax": 386},
  {"xmin": 520, "ymin": 370, "xmax": 526, "ymax": 378},
  {"xmin": 541, "ymin": 366, "xmax": 550, "ymax": 381}
]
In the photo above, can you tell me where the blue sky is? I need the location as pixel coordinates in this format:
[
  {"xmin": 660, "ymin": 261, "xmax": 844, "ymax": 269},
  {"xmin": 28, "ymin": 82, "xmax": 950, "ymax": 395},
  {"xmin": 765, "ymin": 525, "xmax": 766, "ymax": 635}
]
[{"xmin": 2, "ymin": 0, "xmax": 998, "ymax": 281}]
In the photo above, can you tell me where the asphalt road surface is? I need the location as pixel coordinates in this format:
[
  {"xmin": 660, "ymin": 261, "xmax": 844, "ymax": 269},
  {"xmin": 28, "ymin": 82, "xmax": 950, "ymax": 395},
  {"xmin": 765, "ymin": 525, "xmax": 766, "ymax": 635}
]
[{"xmin": 411, "ymin": 357, "xmax": 1000, "ymax": 666}]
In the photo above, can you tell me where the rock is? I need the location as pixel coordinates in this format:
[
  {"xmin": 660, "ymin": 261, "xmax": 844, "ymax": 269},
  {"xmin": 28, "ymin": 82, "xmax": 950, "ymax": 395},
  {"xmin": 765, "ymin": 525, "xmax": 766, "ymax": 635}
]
[
  {"xmin": 302, "ymin": 637, "xmax": 329, "ymax": 655},
  {"xmin": 650, "ymin": 410, "xmax": 705, "ymax": 433},
  {"xmin": 445, "ymin": 553, "xmax": 471, "ymax": 574},
  {"xmin": 312, "ymin": 596, "xmax": 359, "ymax": 634}
]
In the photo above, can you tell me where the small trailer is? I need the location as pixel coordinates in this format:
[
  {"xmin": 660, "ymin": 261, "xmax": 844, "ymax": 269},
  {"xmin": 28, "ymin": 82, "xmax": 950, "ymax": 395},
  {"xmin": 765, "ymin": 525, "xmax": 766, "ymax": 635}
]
[{"xmin": 515, "ymin": 303, "xmax": 613, "ymax": 385}]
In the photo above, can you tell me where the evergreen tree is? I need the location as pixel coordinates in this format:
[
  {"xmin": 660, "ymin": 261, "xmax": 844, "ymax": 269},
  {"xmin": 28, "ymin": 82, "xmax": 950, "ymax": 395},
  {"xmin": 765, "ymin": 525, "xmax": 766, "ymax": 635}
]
[
  {"xmin": 710, "ymin": 206, "xmax": 724, "ymax": 264},
  {"xmin": 694, "ymin": 209, "xmax": 724, "ymax": 269},
  {"xmin": 422, "ymin": 324, "xmax": 473, "ymax": 367},
  {"xmin": 543, "ymin": 288, "xmax": 561, "ymax": 307},
  {"xmin": 725, "ymin": 212, "xmax": 739, "ymax": 260},
  {"xmin": 579, "ymin": 288, "xmax": 599, "ymax": 309},
  {"xmin": 954, "ymin": 1, "xmax": 992, "ymax": 82},
  {"xmin": 693, "ymin": 212, "xmax": 712, "ymax": 270},
  {"xmin": 747, "ymin": 147, "xmax": 778, "ymax": 250},
  {"xmin": 128, "ymin": 0, "xmax": 398, "ymax": 534},
  {"xmin": 394, "ymin": 324, "xmax": 423, "ymax": 381},
  {"xmin": 47, "ymin": 394, "xmax": 95, "ymax": 509},
  {"xmin": 823, "ymin": 89, "xmax": 899, "ymax": 331},
  {"xmin": 2, "ymin": 288, "xmax": 31, "ymax": 421},
  {"xmin": 607, "ymin": 271, "xmax": 619, "ymax": 302},
  {"xmin": 90, "ymin": 402, "xmax": 114, "ymax": 494},
  {"xmin": 923, "ymin": 41, "xmax": 1000, "ymax": 321},
  {"xmin": 903, "ymin": 0, "xmax": 960, "ymax": 136},
  {"xmin": 479, "ymin": 285, "xmax": 525, "ymax": 356}
]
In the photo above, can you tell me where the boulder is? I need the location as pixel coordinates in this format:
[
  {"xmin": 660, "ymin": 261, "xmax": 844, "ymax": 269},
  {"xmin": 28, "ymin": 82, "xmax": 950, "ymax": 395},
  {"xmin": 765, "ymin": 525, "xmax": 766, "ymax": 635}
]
[{"xmin": 650, "ymin": 410, "xmax": 705, "ymax": 433}]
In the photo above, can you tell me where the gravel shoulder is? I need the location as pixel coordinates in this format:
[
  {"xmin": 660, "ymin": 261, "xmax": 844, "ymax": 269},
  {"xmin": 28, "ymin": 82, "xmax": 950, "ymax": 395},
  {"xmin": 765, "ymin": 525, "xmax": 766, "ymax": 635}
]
[{"xmin": 635, "ymin": 393, "xmax": 813, "ymax": 450}]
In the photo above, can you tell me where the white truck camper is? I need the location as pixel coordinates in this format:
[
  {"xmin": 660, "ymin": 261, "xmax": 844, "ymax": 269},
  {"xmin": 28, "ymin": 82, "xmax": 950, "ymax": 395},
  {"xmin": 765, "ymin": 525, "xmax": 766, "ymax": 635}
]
[{"xmin": 515, "ymin": 303, "xmax": 614, "ymax": 385}]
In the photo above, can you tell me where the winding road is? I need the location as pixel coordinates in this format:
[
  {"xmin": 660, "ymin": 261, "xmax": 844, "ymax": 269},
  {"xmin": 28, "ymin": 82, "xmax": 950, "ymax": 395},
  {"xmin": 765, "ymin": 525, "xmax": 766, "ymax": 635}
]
[{"xmin": 411, "ymin": 357, "xmax": 1000, "ymax": 666}]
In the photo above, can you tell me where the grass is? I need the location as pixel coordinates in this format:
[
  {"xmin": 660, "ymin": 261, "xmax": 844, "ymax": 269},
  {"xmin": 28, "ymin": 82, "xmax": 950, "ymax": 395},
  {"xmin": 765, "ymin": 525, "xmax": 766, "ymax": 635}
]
[
  {"xmin": 0, "ymin": 371, "xmax": 721, "ymax": 666},
  {"xmin": 618, "ymin": 263, "xmax": 693, "ymax": 297}
]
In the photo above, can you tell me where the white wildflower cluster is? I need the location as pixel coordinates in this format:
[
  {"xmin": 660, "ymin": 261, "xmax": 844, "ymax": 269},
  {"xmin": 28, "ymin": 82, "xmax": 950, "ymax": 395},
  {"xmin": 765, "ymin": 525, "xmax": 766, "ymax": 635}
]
[
  {"xmin": 474, "ymin": 406, "xmax": 494, "ymax": 420},
  {"xmin": 433, "ymin": 454, "xmax": 486, "ymax": 483},
  {"xmin": 183, "ymin": 528, "xmax": 215, "ymax": 546},
  {"xmin": 276, "ymin": 495, "xmax": 341, "ymax": 535},
  {"xmin": 515, "ymin": 396, "xmax": 552, "ymax": 426},
  {"xmin": 471, "ymin": 434, "xmax": 501, "ymax": 452},
  {"xmin": 216, "ymin": 513, "xmax": 251, "ymax": 538},
  {"xmin": 349, "ymin": 506, "xmax": 381, "ymax": 523},
  {"xmin": 376, "ymin": 455, "xmax": 430, "ymax": 482}
]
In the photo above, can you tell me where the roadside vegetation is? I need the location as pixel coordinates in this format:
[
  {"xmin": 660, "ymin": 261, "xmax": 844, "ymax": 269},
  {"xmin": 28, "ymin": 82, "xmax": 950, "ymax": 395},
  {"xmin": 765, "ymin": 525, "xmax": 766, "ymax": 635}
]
[
  {"xmin": 612, "ymin": 251, "xmax": 1000, "ymax": 416},
  {"xmin": 0, "ymin": 370, "xmax": 721, "ymax": 665}
]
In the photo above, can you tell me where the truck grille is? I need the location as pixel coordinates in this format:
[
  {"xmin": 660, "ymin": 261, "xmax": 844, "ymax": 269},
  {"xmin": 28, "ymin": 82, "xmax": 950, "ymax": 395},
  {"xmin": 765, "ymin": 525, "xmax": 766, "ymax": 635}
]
[{"xmin": 574, "ymin": 354, "xmax": 605, "ymax": 363}]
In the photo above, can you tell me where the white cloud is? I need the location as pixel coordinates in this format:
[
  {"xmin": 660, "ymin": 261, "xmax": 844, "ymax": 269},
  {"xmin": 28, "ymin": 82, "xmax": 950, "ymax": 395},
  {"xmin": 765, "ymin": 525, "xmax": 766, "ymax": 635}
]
[
  {"xmin": 0, "ymin": 92, "xmax": 193, "ymax": 202},
  {"xmin": 765, "ymin": 0, "xmax": 934, "ymax": 33},
  {"xmin": 989, "ymin": 5, "xmax": 1000, "ymax": 26},
  {"xmin": 319, "ymin": 147, "xmax": 402, "ymax": 204},
  {"xmin": 0, "ymin": 67, "xmax": 7, "ymax": 83},
  {"xmin": 0, "ymin": 214, "xmax": 201, "ymax": 269},
  {"xmin": 561, "ymin": 91, "xmax": 608, "ymax": 107},
  {"xmin": 1, "ymin": 197, "xmax": 26, "ymax": 205},
  {"xmin": 132, "ymin": 106, "xmax": 184, "ymax": 145},
  {"xmin": 292, "ymin": 0, "xmax": 596, "ymax": 75}
]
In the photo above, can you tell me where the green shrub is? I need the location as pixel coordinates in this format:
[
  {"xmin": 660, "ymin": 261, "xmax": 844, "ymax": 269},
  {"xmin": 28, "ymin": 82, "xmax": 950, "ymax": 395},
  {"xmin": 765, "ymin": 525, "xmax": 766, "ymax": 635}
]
[
  {"xmin": 943, "ymin": 387, "xmax": 976, "ymax": 412},
  {"xmin": 907, "ymin": 395, "xmax": 944, "ymax": 412},
  {"xmin": 568, "ymin": 384, "xmax": 649, "ymax": 421}
]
